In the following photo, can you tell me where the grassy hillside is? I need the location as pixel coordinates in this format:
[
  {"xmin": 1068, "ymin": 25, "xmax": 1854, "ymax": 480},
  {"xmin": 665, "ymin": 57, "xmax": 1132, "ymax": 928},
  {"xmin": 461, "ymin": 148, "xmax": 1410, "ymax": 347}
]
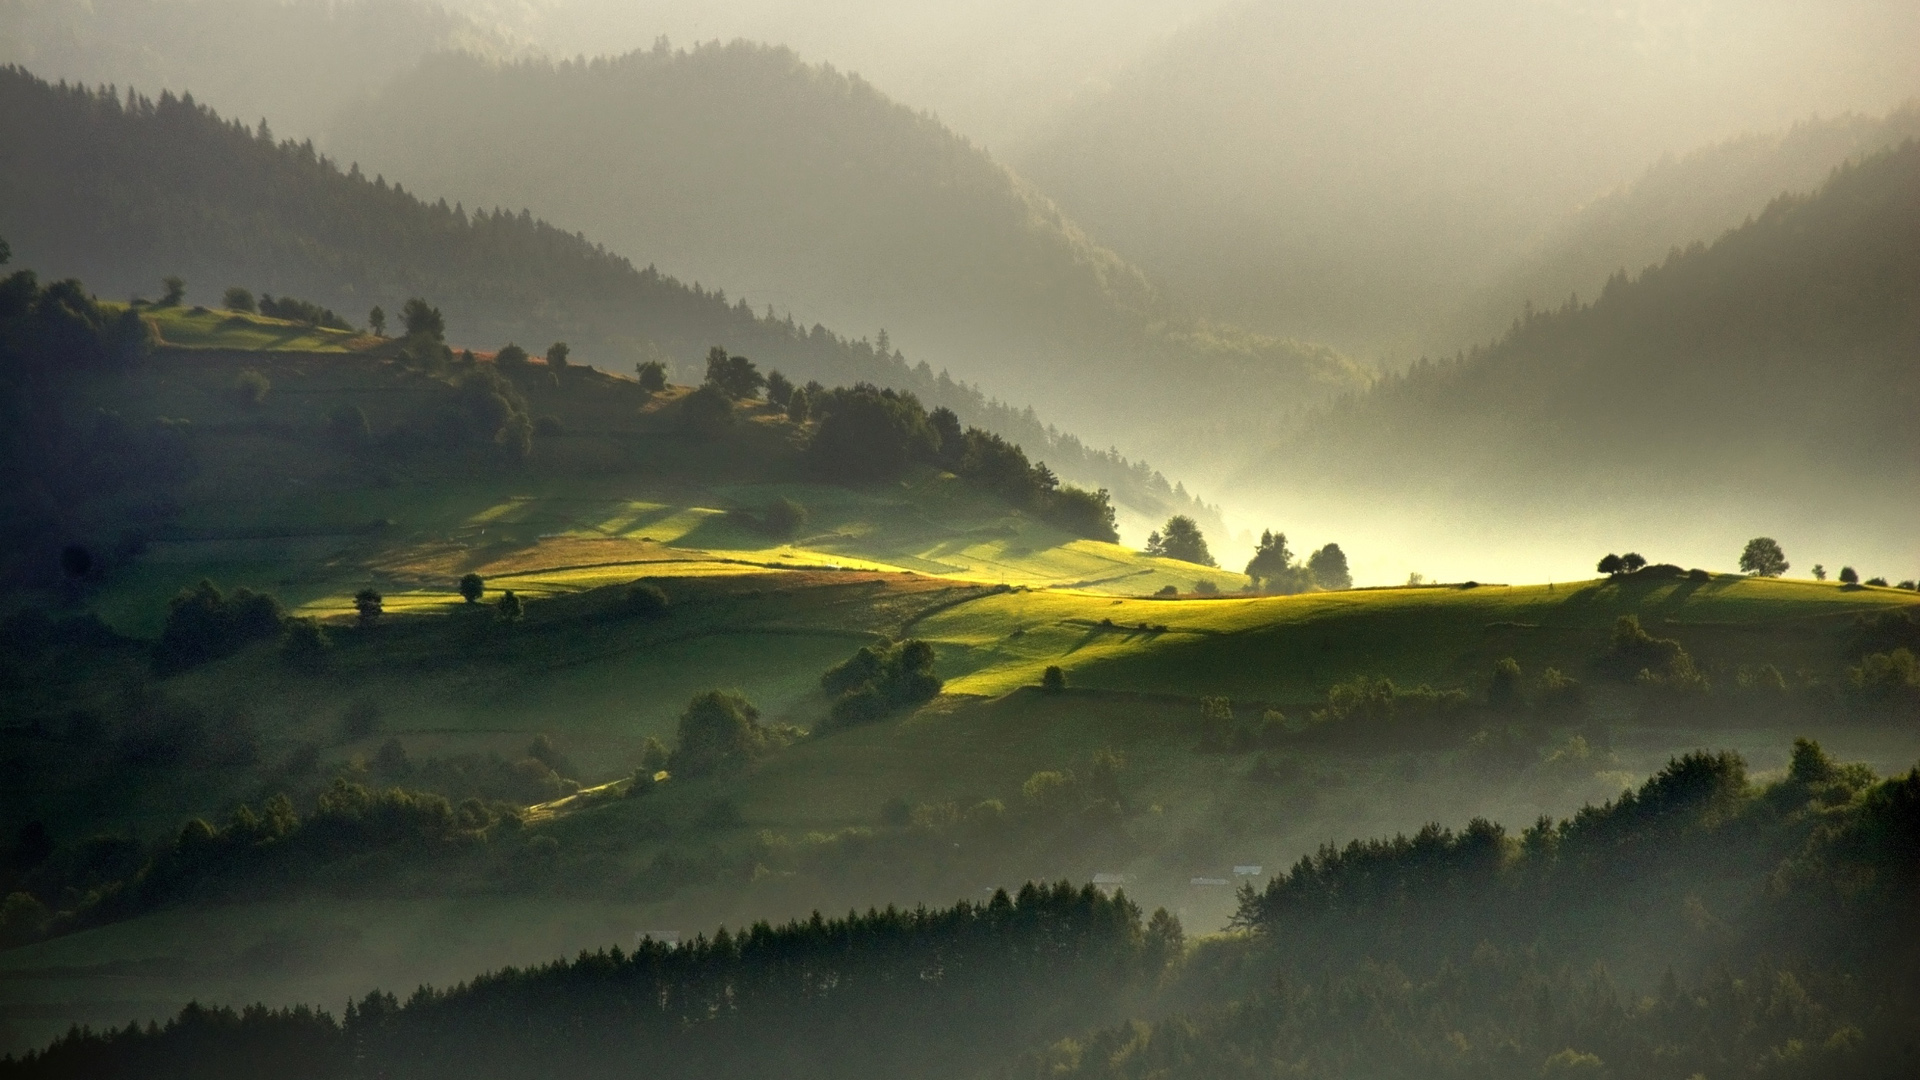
[
  {"xmin": 0, "ymin": 68, "xmax": 1222, "ymax": 530},
  {"xmin": 321, "ymin": 42, "xmax": 1368, "ymax": 468}
]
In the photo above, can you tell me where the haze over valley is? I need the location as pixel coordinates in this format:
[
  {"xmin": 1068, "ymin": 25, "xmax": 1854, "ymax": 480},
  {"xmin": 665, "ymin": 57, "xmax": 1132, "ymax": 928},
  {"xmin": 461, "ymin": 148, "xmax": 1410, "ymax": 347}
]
[{"xmin": 1, "ymin": 4, "xmax": 1917, "ymax": 1078}]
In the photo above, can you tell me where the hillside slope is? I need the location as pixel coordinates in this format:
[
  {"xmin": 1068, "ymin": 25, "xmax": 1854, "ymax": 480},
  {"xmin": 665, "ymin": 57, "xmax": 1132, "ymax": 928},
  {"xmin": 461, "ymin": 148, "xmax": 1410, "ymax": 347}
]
[
  {"xmin": 1017, "ymin": 0, "xmax": 1920, "ymax": 358},
  {"xmin": 1435, "ymin": 104, "xmax": 1920, "ymax": 354},
  {"xmin": 1236, "ymin": 142, "xmax": 1920, "ymax": 581},
  {"xmin": 0, "ymin": 0, "xmax": 520, "ymax": 139},
  {"xmin": 0, "ymin": 68, "xmax": 1214, "ymax": 529},
  {"xmin": 322, "ymin": 42, "xmax": 1367, "ymax": 464}
]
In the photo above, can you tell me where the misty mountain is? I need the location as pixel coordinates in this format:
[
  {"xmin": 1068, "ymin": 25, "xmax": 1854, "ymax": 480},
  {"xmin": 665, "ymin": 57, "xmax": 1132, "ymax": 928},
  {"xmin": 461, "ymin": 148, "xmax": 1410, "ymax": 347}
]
[
  {"xmin": 1017, "ymin": 0, "xmax": 1920, "ymax": 360},
  {"xmin": 1243, "ymin": 141, "xmax": 1920, "ymax": 559},
  {"xmin": 0, "ymin": 67, "xmax": 1219, "ymax": 526},
  {"xmin": 1435, "ymin": 104, "xmax": 1920, "ymax": 355},
  {"xmin": 0, "ymin": 0, "xmax": 523, "ymax": 141},
  {"xmin": 323, "ymin": 41, "xmax": 1367, "ymax": 467}
]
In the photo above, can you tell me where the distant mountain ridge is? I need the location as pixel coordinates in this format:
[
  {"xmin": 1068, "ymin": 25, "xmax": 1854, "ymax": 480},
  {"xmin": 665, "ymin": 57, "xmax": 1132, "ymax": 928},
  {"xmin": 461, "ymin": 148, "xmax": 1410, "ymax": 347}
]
[
  {"xmin": 0, "ymin": 66, "xmax": 1220, "ymax": 531},
  {"xmin": 1244, "ymin": 142, "xmax": 1920, "ymax": 551},
  {"xmin": 323, "ymin": 41, "xmax": 1368, "ymax": 468},
  {"xmin": 1434, "ymin": 104, "xmax": 1920, "ymax": 355}
]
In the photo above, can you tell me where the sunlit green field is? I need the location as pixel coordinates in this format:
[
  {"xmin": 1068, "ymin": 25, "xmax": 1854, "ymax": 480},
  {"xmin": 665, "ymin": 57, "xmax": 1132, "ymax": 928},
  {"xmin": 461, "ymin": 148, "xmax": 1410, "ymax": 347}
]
[{"xmin": 127, "ymin": 303, "xmax": 371, "ymax": 352}]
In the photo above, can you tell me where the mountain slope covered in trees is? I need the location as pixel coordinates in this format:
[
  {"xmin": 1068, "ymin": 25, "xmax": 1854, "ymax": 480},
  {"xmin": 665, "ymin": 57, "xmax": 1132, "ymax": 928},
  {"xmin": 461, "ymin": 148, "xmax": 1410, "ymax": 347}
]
[
  {"xmin": 0, "ymin": 0, "xmax": 521, "ymax": 140},
  {"xmin": 7, "ymin": 743, "xmax": 1917, "ymax": 1079},
  {"xmin": 1017, "ymin": 0, "xmax": 1920, "ymax": 358},
  {"xmin": 1240, "ymin": 141, "xmax": 1920, "ymax": 574},
  {"xmin": 1435, "ymin": 104, "xmax": 1920, "ymax": 354},
  {"xmin": 0, "ymin": 67, "xmax": 1215, "ymax": 528},
  {"xmin": 322, "ymin": 42, "xmax": 1366, "ymax": 464}
]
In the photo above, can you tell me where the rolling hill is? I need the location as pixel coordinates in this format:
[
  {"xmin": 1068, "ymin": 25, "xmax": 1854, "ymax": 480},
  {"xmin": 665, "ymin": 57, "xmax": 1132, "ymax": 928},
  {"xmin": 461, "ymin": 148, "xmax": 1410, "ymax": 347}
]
[
  {"xmin": 321, "ymin": 41, "xmax": 1368, "ymax": 466},
  {"xmin": 3, "ymin": 260, "xmax": 1914, "ymax": 1056},
  {"xmin": 0, "ymin": 67, "xmax": 1218, "ymax": 533}
]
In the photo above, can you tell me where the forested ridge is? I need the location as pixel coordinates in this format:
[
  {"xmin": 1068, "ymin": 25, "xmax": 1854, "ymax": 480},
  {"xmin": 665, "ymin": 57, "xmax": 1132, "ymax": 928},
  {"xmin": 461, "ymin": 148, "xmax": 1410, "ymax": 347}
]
[
  {"xmin": 9, "ymin": 740, "xmax": 1916, "ymax": 1079},
  {"xmin": 0, "ymin": 66, "xmax": 1217, "ymax": 526},
  {"xmin": 1253, "ymin": 140, "xmax": 1920, "ymax": 498},
  {"xmin": 321, "ymin": 41, "xmax": 1369, "ymax": 465}
]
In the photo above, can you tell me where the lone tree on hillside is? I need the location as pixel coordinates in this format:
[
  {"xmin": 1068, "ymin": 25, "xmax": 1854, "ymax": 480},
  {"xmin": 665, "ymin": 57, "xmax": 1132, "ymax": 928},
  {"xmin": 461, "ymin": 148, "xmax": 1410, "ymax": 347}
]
[
  {"xmin": 1041, "ymin": 665, "xmax": 1067, "ymax": 693},
  {"xmin": 1739, "ymin": 537, "xmax": 1789, "ymax": 578},
  {"xmin": 545, "ymin": 342, "xmax": 570, "ymax": 372},
  {"xmin": 1838, "ymin": 566, "xmax": 1859, "ymax": 585},
  {"xmin": 785, "ymin": 388, "xmax": 811, "ymax": 423},
  {"xmin": 353, "ymin": 587, "xmax": 383, "ymax": 624},
  {"xmin": 401, "ymin": 297, "xmax": 444, "ymax": 341},
  {"xmin": 1598, "ymin": 554, "xmax": 1624, "ymax": 576},
  {"xmin": 765, "ymin": 370, "xmax": 794, "ymax": 407},
  {"xmin": 1812, "ymin": 564, "xmax": 1827, "ymax": 581},
  {"xmin": 703, "ymin": 346, "xmax": 766, "ymax": 399},
  {"xmin": 458, "ymin": 573, "xmax": 484, "ymax": 604},
  {"xmin": 1621, "ymin": 552, "xmax": 1648, "ymax": 572},
  {"xmin": 635, "ymin": 360, "xmax": 667, "ymax": 392},
  {"xmin": 1308, "ymin": 543, "xmax": 1352, "ymax": 590},
  {"xmin": 222, "ymin": 287, "xmax": 255, "ymax": 312},
  {"xmin": 497, "ymin": 589, "xmax": 523, "ymax": 623},
  {"xmin": 1147, "ymin": 515, "xmax": 1216, "ymax": 567},
  {"xmin": 670, "ymin": 690, "xmax": 770, "ymax": 777},
  {"xmin": 368, "ymin": 305, "xmax": 386, "ymax": 337},
  {"xmin": 1244, "ymin": 530, "xmax": 1295, "ymax": 591},
  {"xmin": 495, "ymin": 343, "xmax": 529, "ymax": 370},
  {"xmin": 159, "ymin": 276, "xmax": 186, "ymax": 307}
]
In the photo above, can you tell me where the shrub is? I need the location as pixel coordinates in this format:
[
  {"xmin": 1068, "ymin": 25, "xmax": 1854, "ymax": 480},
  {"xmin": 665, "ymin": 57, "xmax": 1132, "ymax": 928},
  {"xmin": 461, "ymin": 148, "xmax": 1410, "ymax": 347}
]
[
  {"xmin": 635, "ymin": 359, "xmax": 667, "ymax": 392},
  {"xmin": 765, "ymin": 370, "xmax": 794, "ymax": 406},
  {"xmin": 669, "ymin": 691, "xmax": 780, "ymax": 777},
  {"xmin": 259, "ymin": 293, "xmax": 350, "ymax": 329},
  {"xmin": 458, "ymin": 573, "xmax": 485, "ymax": 604},
  {"xmin": 819, "ymin": 639, "xmax": 942, "ymax": 727},
  {"xmin": 623, "ymin": 582, "xmax": 670, "ymax": 617},
  {"xmin": 1538, "ymin": 668, "xmax": 1585, "ymax": 715},
  {"xmin": 1866, "ymin": 577, "xmax": 1889, "ymax": 587},
  {"xmin": 326, "ymin": 403, "xmax": 371, "ymax": 450},
  {"xmin": 494, "ymin": 343, "xmax": 529, "ymax": 370},
  {"xmin": 353, "ymin": 587, "xmax": 383, "ymax": 624},
  {"xmin": 1041, "ymin": 665, "xmax": 1067, "ymax": 693},
  {"xmin": 1154, "ymin": 585, "xmax": 1178, "ymax": 597},
  {"xmin": 679, "ymin": 384, "xmax": 735, "ymax": 436},
  {"xmin": 1194, "ymin": 579, "xmax": 1220, "ymax": 595},
  {"xmin": 1849, "ymin": 648, "xmax": 1919, "ymax": 711},
  {"xmin": 496, "ymin": 590, "xmax": 523, "ymax": 624},
  {"xmin": 1489, "ymin": 658, "xmax": 1522, "ymax": 711},
  {"xmin": 1040, "ymin": 485, "xmax": 1119, "ymax": 543},
  {"xmin": 544, "ymin": 342, "xmax": 569, "ymax": 372},
  {"xmin": 234, "ymin": 369, "xmax": 270, "ymax": 407},
  {"xmin": 1838, "ymin": 566, "xmax": 1859, "ymax": 585},
  {"xmin": 154, "ymin": 580, "xmax": 286, "ymax": 674},
  {"xmin": 280, "ymin": 617, "xmax": 331, "ymax": 671},
  {"xmin": 703, "ymin": 346, "xmax": 765, "ymax": 399},
  {"xmin": 222, "ymin": 286, "xmax": 256, "ymax": 312},
  {"xmin": 785, "ymin": 388, "xmax": 811, "ymax": 423}
]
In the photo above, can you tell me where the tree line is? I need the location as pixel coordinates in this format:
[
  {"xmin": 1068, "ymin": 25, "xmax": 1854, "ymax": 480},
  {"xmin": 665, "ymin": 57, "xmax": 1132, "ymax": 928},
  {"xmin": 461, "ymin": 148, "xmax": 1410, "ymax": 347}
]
[{"xmin": 0, "ymin": 68, "xmax": 1221, "ymax": 533}]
